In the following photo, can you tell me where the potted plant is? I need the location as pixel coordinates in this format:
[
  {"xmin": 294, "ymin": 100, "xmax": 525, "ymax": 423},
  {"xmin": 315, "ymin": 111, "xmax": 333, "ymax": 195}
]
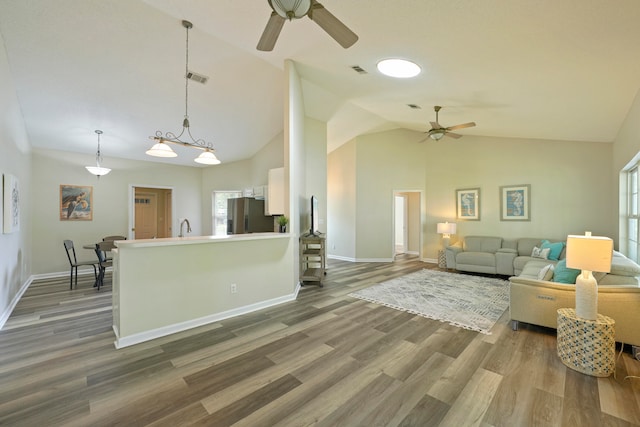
[{"xmin": 277, "ymin": 215, "xmax": 289, "ymax": 233}]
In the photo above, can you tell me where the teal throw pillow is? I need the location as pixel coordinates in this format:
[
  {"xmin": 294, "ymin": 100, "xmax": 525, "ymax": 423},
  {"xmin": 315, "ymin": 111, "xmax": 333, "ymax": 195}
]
[
  {"xmin": 553, "ymin": 259, "xmax": 581, "ymax": 284},
  {"xmin": 541, "ymin": 240, "xmax": 565, "ymax": 261}
]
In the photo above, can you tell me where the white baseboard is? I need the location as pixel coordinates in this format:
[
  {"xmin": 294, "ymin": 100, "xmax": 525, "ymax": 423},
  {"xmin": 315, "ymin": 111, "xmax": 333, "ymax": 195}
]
[
  {"xmin": 0, "ymin": 276, "xmax": 33, "ymax": 330},
  {"xmin": 327, "ymin": 254, "xmax": 356, "ymax": 262},
  {"xmin": 114, "ymin": 289, "xmax": 300, "ymax": 349}
]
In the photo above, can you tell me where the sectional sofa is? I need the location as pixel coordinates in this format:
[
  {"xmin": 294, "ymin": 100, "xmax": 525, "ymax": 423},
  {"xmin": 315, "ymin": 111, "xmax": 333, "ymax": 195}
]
[{"xmin": 445, "ymin": 236, "xmax": 566, "ymax": 276}]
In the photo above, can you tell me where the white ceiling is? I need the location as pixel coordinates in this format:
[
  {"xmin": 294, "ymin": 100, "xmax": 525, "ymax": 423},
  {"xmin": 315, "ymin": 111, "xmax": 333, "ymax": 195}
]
[{"xmin": 1, "ymin": 0, "xmax": 639, "ymax": 167}]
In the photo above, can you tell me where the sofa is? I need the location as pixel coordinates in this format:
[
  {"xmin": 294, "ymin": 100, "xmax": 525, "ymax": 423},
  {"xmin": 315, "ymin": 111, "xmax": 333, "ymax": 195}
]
[
  {"xmin": 509, "ymin": 252, "xmax": 640, "ymax": 348},
  {"xmin": 445, "ymin": 236, "xmax": 566, "ymax": 276}
]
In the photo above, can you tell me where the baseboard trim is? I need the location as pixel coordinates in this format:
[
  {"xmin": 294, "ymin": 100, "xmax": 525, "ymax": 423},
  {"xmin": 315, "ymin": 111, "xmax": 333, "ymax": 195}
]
[
  {"xmin": 327, "ymin": 254, "xmax": 356, "ymax": 262},
  {"xmin": 114, "ymin": 290, "xmax": 300, "ymax": 349},
  {"xmin": 0, "ymin": 276, "xmax": 33, "ymax": 330}
]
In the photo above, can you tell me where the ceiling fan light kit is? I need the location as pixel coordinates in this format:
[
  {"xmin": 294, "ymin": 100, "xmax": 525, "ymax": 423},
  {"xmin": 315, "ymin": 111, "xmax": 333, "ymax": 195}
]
[
  {"xmin": 258, "ymin": 0, "xmax": 358, "ymax": 51},
  {"xmin": 376, "ymin": 58, "xmax": 421, "ymax": 78},
  {"xmin": 146, "ymin": 20, "xmax": 221, "ymax": 166},
  {"xmin": 86, "ymin": 130, "xmax": 111, "ymax": 176},
  {"xmin": 270, "ymin": 0, "xmax": 311, "ymax": 19}
]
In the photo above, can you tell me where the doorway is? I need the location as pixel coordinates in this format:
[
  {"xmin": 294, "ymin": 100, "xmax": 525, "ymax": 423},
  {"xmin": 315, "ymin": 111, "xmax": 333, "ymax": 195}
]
[
  {"xmin": 130, "ymin": 186, "xmax": 173, "ymax": 239},
  {"xmin": 393, "ymin": 191, "xmax": 422, "ymax": 259}
]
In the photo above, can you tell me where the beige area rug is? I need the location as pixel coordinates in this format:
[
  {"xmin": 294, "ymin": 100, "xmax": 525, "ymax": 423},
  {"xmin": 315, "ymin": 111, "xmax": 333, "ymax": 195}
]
[{"xmin": 348, "ymin": 269, "xmax": 509, "ymax": 334}]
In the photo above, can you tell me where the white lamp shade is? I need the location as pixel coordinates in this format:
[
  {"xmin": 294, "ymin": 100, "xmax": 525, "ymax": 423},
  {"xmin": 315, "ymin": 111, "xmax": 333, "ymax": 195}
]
[
  {"xmin": 194, "ymin": 150, "xmax": 221, "ymax": 165},
  {"xmin": 85, "ymin": 166, "xmax": 111, "ymax": 176},
  {"xmin": 146, "ymin": 142, "xmax": 177, "ymax": 158},
  {"xmin": 270, "ymin": 0, "xmax": 311, "ymax": 18},
  {"xmin": 437, "ymin": 222, "xmax": 457, "ymax": 235},
  {"xmin": 566, "ymin": 234, "xmax": 613, "ymax": 272}
]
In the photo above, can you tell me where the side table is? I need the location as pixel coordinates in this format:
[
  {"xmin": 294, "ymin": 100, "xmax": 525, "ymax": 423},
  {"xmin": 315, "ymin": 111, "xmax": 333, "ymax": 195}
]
[
  {"xmin": 438, "ymin": 250, "xmax": 446, "ymax": 268},
  {"xmin": 556, "ymin": 308, "xmax": 615, "ymax": 377}
]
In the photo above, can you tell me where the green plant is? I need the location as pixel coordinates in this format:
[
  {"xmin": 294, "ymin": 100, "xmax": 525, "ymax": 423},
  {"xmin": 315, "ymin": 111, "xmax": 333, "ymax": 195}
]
[{"xmin": 277, "ymin": 215, "xmax": 289, "ymax": 226}]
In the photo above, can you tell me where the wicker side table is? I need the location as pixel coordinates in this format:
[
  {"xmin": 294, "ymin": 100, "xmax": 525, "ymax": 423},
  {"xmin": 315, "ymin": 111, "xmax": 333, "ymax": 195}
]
[{"xmin": 556, "ymin": 308, "xmax": 615, "ymax": 377}]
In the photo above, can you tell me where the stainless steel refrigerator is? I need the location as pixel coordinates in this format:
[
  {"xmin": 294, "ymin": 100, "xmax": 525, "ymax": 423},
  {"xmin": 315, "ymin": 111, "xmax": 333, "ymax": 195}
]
[{"xmin": 227, "ymin": 197, "xmax": 274, "ymax": 234}]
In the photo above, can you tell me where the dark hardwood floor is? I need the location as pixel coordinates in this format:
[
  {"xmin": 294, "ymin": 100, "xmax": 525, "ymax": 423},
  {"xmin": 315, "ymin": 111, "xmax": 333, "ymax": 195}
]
[{"xmin": 1, "ymin": 255, "xmax": 640, "ymax": 426}]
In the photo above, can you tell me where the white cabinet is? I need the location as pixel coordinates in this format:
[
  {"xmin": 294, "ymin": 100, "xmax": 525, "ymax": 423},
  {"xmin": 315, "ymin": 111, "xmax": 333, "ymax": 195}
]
[{"xmin": 266, "ymin": 167, "xmax": 284, "ymax": 215}]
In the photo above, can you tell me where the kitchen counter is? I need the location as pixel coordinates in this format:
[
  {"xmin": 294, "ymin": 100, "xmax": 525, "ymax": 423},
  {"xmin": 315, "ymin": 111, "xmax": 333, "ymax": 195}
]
[{"xmin": 112, "ymin": 232, "xmax": 296, "ymax": 348}]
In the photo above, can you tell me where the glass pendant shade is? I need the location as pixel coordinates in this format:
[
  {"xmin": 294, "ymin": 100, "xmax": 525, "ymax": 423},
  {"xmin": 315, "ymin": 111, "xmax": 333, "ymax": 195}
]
[
  {"xmin": 146, "ymin": 141, "xmax": 177, "ymax": 158},
  {"xmin": 270, "ymin": 0, "xmax": 311, "ymax": 19},
  {"xmin": 194, "ymin": 150, "xmax": 221, "ymax": 165},
  {"xmin": 86, "ymin": 165, "xmax": 111, "ymax": 176}
]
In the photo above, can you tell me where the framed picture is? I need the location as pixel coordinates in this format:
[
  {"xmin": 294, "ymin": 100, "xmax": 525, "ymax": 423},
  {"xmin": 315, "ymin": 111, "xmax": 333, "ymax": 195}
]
[
  {"xmin": 3, "ymin": 173, "xmax": 20, "ymax": 233},
  {"xmin": 500, "ymin": 184, "xmax": 531, "ymax": 221},
  {"xmin": 60, "ymin": 184, "xmax": 93, "ymax": 221},
  {"xmin": 456, "ymin": 188, "xmax": 480, "ymax": 221}
]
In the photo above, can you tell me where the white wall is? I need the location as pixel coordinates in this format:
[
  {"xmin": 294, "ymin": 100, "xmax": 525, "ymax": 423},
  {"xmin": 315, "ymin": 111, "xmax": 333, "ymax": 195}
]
[
  {"xmin": 327, "ymin": 141, "xmax": 356, "ymax": 260},
  {"xmin": 328, "ymin": 128, "xmax": 614, "ymax": 261},
  {"xmin": 0, "ymin": 33, "xmax": 32, "ymax": 326}
]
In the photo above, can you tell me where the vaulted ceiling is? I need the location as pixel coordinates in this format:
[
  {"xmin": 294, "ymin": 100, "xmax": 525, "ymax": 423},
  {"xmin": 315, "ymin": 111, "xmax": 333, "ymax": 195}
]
[{"xmin": 1, "ymin": 0, "xmax": 639, "ymax": 167}]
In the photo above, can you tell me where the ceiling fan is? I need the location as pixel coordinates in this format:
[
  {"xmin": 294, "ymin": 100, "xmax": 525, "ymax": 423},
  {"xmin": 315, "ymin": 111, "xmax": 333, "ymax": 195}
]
[
  {"xmin": 421, "ymin": 106, "xmax": 476, "ymax": 142},
  {"xmin": 257, "ymin": 0, "xmax": 358, "ymax": 51}
]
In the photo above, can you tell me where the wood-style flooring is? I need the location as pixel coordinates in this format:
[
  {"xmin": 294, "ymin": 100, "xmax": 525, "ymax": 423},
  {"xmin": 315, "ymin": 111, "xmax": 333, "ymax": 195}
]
[{"xmin": 2, "ymin": 255, "xmax": 640, "ymax": 426}]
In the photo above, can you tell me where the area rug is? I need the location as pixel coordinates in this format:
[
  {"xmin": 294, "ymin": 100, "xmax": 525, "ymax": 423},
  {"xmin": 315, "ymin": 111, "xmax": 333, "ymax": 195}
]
[{"xmin": 348, "ymin": 269, "xmax": 509, "ymax": 334}]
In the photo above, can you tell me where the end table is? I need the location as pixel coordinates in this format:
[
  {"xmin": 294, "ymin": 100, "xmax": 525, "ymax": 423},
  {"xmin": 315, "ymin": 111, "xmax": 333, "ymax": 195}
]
[
  {"xmin": 556, "ymin": 308, "xmax": 615, "ymax": 377},
  {"xmin": 438, "ymin": 250, "xmax": 446, "ymax": 268}
]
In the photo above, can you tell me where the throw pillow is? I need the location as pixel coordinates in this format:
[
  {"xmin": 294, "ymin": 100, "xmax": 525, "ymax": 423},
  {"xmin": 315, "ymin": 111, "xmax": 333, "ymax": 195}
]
[
  {"xmin": 531, "ymin": 246, "xmax": 551, "ymax": 260},
  {"xmin": 537, "ymin": 264, "xmax": 555, "ymax": 281},
  {"xmin": 541, "ymin": 240, "xmax": 565, "ymax": 261},
  {"xmin": 553, "ymin": 259, "xmax": 581, "ymax": 284}
]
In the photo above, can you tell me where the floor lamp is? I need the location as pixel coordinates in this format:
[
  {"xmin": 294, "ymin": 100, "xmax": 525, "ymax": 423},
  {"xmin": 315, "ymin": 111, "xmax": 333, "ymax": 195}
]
[{"xmin": 566, "ymin": 232, "xmax": 613, "ymax": 320}]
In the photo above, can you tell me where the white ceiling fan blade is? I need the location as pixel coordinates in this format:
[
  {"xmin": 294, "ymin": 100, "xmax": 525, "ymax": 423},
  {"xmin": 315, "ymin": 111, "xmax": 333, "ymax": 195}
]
[
  {"xmin": 257, "ymin": 12, "xmax": 286, "ymax": 51},
  {"xmin": 308, "ymin": 2, "xmax": 358, "ymax": 48},
  {"xmin": 429, "ymin": 121, "xmax": 440, "ymax": 130},
  {"xmin": 447, "ymin": 122, "xmax": 476, "ymax": 131}
]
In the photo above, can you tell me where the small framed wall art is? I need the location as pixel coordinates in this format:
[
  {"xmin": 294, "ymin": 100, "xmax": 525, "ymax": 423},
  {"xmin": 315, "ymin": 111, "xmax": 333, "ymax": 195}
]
[
  {"xmin": 456, "ymin": 187, "xmax": 480, "ymax": 221},
  {"xmin": 60, "ymin": 184, "xmax": 93, "ymax": 221},
  {"xmin": 500, "ymin": 184, "xmax": 531, "ymax": 221},
  {"xmin": 3, "ymin": 173, "xmax": 20, "ymax": 233}
]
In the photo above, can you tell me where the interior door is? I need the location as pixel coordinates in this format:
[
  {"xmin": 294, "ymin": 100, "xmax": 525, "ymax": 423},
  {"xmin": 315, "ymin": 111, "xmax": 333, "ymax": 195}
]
[{"xmin": 135, "ymin": 192, "xmax": 158, "ymax": 239}]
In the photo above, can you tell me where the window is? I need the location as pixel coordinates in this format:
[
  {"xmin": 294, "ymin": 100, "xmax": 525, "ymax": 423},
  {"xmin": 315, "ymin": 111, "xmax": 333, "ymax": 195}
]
[
  {"xmin": 628, "ymin": 166, "xmax": 639, "ymax": 262},
  {"xmin": 213, "ymin": 191, "xmax": 242, "ymax": 236}
]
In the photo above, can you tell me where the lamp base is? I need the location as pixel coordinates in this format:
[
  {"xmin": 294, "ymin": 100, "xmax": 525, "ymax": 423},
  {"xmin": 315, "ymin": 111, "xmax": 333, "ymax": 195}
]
[{"xmin": 575, "ymin": 271, "xmax": 597, "ymax": 320}]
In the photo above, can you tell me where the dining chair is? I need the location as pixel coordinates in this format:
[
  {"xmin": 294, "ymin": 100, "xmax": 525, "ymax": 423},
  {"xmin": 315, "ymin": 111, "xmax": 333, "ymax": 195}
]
[
  {"xmin": 63, "ymin": 239, "xmax": 98, "ymax": 290},
  {"xmin": 101, "ymin": 236, "xmax": 124, "ymax": 261},
  {"xmin": 103, "ymin": 235, "xmax": 126, "ymax": 241},
  {"xmin": 94, "ymin": 241, "xmax": 114, "ymax": 290}
]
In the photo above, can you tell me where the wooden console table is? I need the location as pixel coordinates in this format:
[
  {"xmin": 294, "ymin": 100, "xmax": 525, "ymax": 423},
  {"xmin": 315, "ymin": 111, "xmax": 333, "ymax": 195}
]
[{"xmin": 556, "ymin": 308, "xmax": 615, "ymax": 377}]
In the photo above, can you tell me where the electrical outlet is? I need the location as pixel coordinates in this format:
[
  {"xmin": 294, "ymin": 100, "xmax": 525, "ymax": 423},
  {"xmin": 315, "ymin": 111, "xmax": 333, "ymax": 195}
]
[{"xmin": 230, "ymin": 283, "xmax": 237, "ymax": 294}]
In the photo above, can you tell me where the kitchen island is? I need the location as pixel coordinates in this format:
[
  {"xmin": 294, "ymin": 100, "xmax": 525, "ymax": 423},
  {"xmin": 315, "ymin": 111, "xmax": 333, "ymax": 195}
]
[{"xmin": 112, "ymin": 233, "xmax": 296, "ymax": 348}]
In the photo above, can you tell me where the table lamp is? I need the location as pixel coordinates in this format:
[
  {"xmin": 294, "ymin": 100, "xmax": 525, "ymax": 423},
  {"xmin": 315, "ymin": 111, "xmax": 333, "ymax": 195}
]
[
  {"xmin": 437, "ymin": 222, "xmax": 457, "ymax": 248},
  {"xmin": 566, "ymin": 232, "xmax": 613, "ymax": 320}
]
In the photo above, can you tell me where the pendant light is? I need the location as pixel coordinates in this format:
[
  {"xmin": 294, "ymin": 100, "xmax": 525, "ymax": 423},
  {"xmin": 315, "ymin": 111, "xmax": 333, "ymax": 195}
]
[
  {"xmin": 86, "ymin": 130, "xmax": 111, "ymax": 176},
  {"xmin": 146, "ymin": 20, "xmax": 221, "ymax": 165}
]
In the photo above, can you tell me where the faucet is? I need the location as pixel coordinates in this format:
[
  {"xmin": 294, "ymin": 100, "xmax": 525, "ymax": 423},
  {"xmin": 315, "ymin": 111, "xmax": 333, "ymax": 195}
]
[{"xmin": 179, "ymin": 218, "xmax": 191, "ymax": 237}]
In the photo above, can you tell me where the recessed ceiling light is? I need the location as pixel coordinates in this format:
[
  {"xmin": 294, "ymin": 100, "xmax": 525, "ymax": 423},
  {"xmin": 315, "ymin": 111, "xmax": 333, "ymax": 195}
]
[{"xmin": 376, "ymin": 58, "xmax": 421, "ymax": 78}]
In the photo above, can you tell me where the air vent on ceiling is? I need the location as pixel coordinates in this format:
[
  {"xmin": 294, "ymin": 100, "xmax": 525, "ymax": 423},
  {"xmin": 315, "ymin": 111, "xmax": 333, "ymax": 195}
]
[
  {"xmin": 407, "ymin": 104, "xmax": 422, "ymax": 109},
  {"xmin": 351, "ymin": 65, "xmax": 368, "ymax": 74},
  {"xmin": 186, "ymin": 71, "xmax": 209, "ymax": 84}
]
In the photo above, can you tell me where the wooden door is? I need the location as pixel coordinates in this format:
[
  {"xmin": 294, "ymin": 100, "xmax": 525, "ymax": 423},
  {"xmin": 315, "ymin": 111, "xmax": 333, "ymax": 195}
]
[{"xmin": 135, "ymin": 192, "xmax": 158, "ymax": 239}]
